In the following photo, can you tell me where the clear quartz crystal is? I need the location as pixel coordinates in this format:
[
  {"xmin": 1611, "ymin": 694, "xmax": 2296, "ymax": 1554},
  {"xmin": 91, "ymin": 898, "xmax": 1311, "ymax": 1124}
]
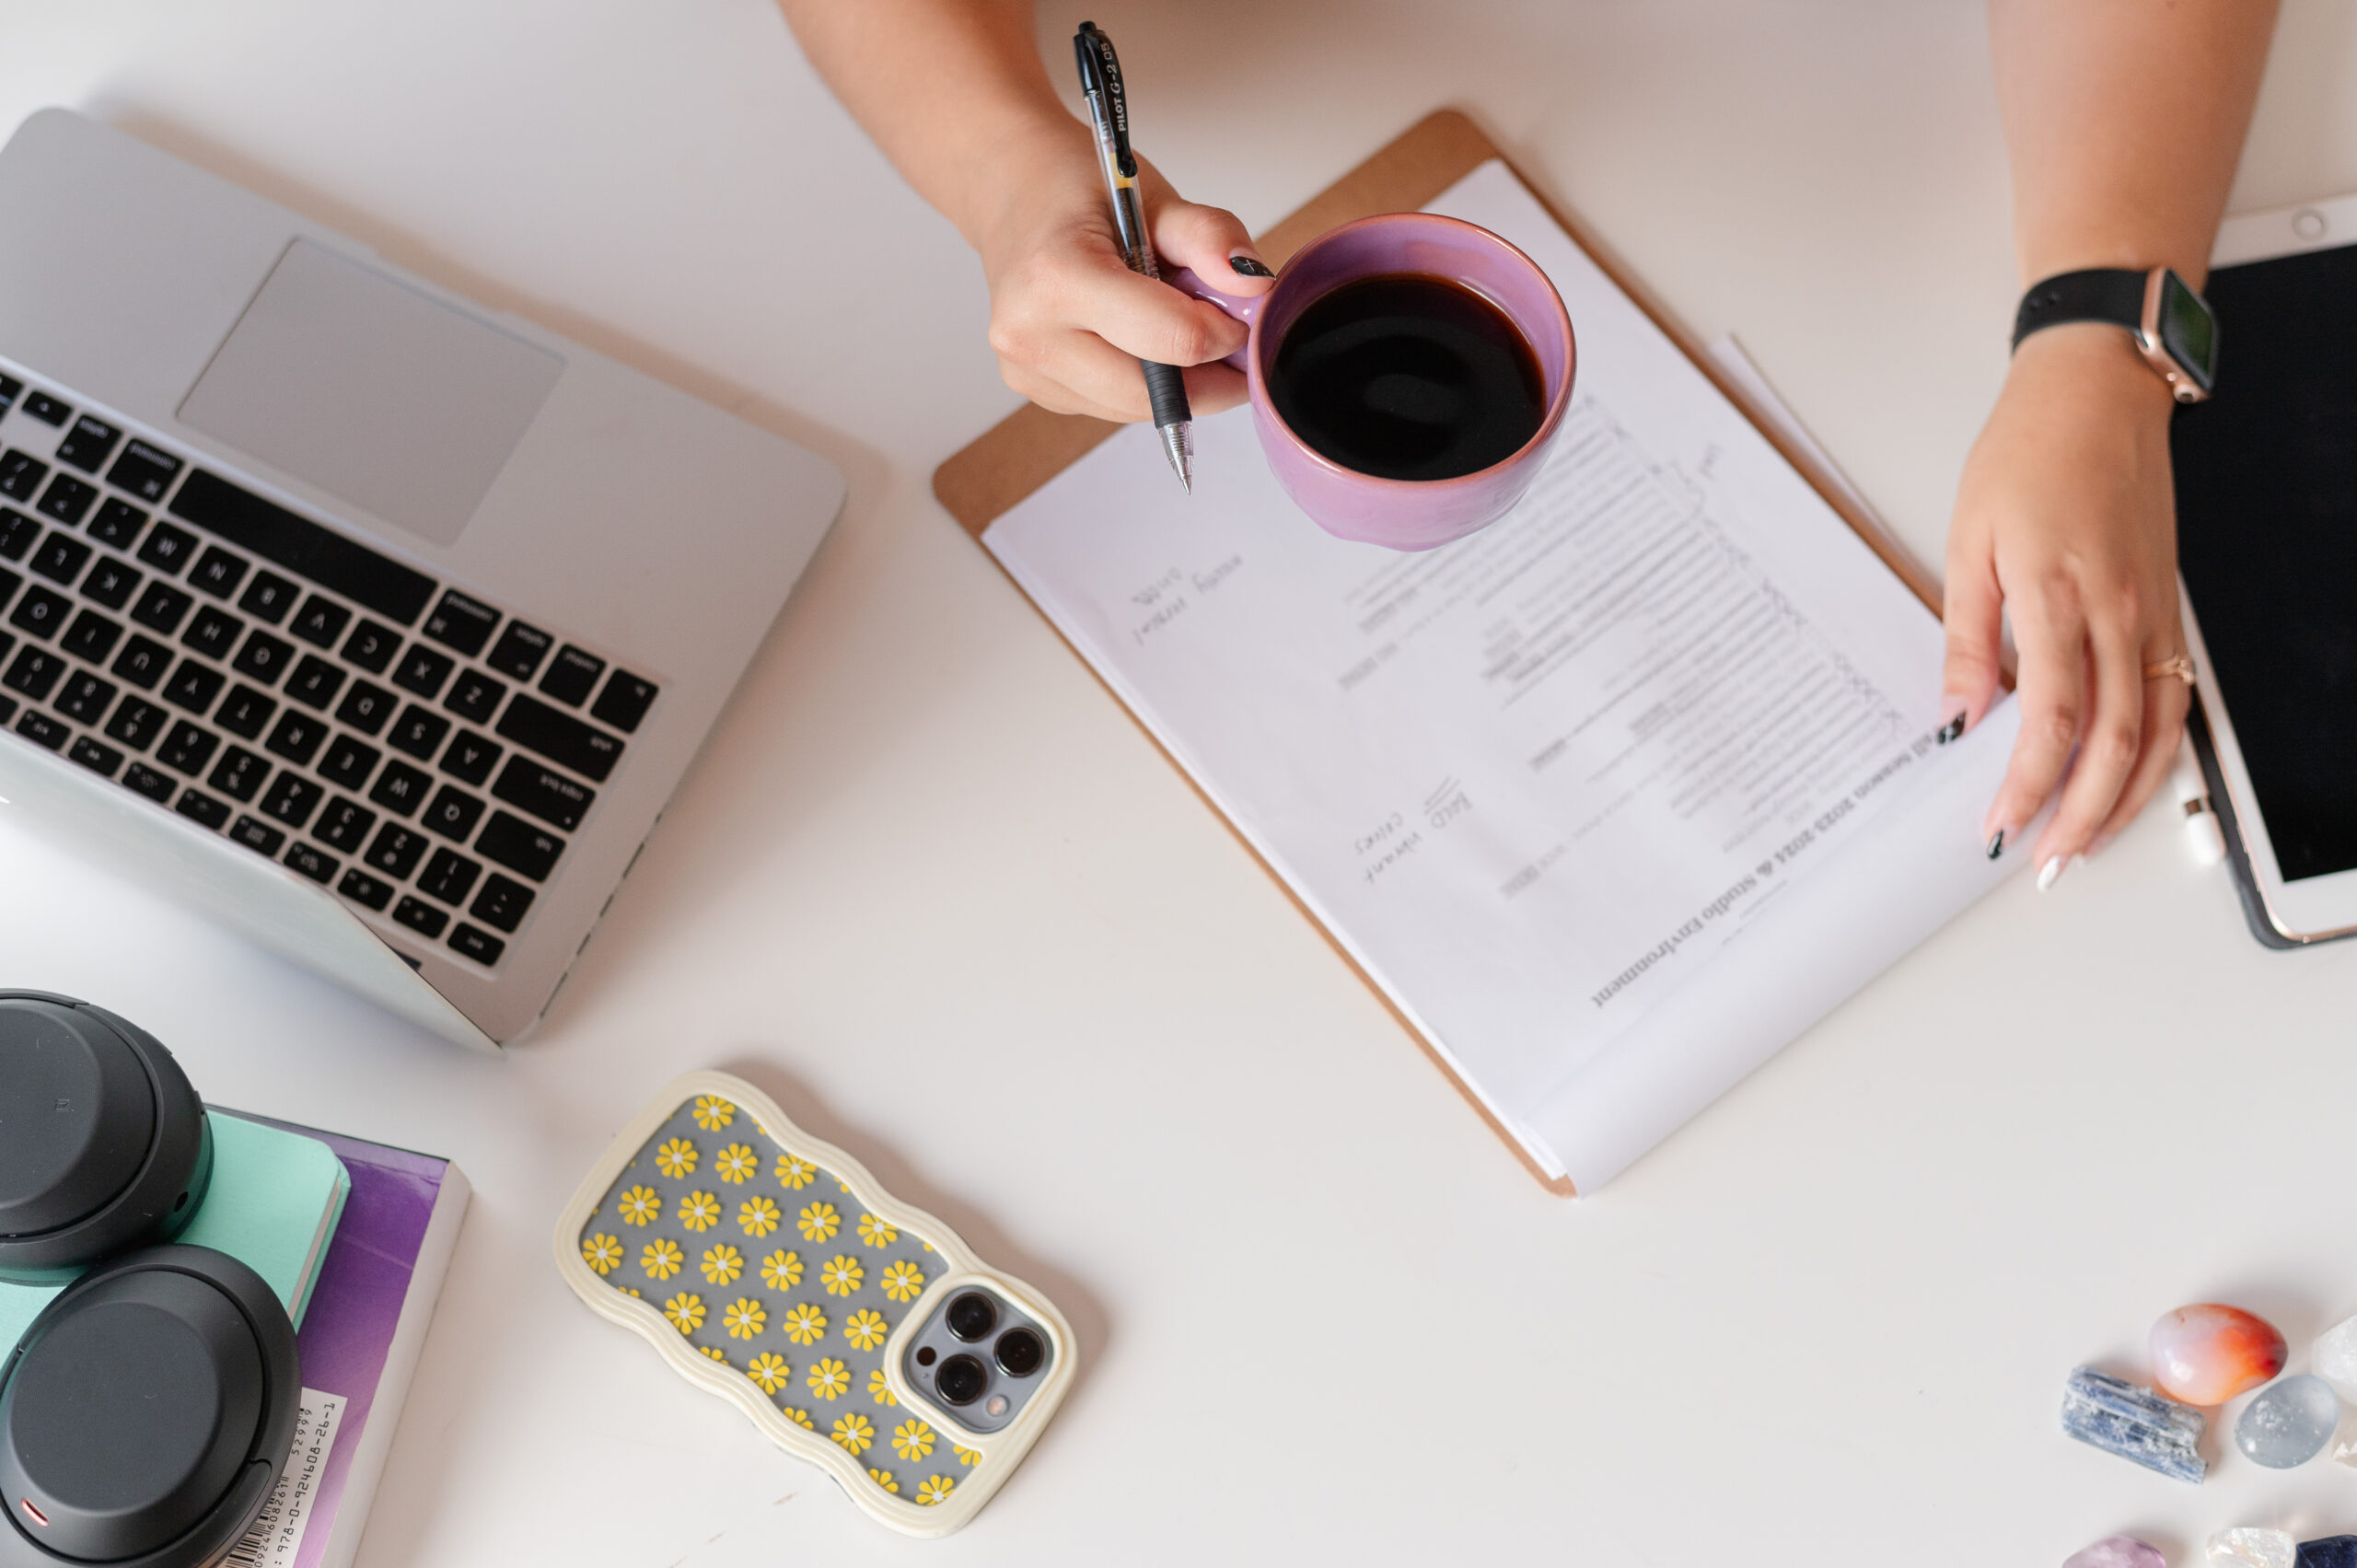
[
  {"xmin": 2208, "ymin": 1527, "xmax": 2297, "ymax": 1568},
  {"xmin": 2235, "ymin": 1373, "xmax": 2341, "ymax": 1468},
  {"xmin": 2316, "ymin": 1313, "xmax": 2357, "ymax": 1399},
  {"xmin": 2064, "ymin": 1538, "xmax": 2166, "ymax": 1568}
]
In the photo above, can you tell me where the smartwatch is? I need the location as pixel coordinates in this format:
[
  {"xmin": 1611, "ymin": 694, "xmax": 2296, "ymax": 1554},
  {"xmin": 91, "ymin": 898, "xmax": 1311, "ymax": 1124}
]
[{"xmin": 2012, "ymin": 265, "xmax": 2220, "ymax": 403}]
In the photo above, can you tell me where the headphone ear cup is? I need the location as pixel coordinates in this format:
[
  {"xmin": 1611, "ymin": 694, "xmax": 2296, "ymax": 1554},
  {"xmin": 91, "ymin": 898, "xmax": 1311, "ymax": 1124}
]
[{"xmin": 0, "ymin": 993, "xmax": 213, "ymax": 1281}]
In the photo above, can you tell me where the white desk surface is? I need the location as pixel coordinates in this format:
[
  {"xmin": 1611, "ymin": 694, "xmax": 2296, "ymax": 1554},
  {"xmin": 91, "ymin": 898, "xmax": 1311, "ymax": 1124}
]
[{"xmin": 5, "ymin": 4, "xmax": 2357, "ymax": 1562}]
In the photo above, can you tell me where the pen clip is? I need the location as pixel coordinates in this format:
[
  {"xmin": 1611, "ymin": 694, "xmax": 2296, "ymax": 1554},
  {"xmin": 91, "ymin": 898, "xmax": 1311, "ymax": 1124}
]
[{"xmin": 1073, "ymin": 22, "xmax": 1136, "ymax": 179}]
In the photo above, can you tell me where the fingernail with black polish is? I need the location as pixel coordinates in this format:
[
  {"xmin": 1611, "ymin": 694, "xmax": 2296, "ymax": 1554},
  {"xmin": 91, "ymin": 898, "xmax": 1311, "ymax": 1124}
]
[
  {"xmin": 1936, "ymin": 711, "xmax": 1966, "ymax": 745},
  {"xmin": 1986, "ymin": 829, "xmax": 2006, "ymax": 860},
  {"xmin": 1228, "ymin": 254, "xmax": 1275, "ymax": 278}
]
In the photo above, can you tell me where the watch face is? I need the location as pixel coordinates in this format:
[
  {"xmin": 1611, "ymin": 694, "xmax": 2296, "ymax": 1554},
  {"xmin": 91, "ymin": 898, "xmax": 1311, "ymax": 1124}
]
[{"xmin": 2158, "ymin": 269, "xmax": 2220, "ymax": 392}]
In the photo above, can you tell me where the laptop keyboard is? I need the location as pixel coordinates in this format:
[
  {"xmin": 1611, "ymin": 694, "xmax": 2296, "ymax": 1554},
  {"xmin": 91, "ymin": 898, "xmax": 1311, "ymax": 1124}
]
[{"xmin": 0, "ymin": 372, "xmax": 662, "ymax": 972}]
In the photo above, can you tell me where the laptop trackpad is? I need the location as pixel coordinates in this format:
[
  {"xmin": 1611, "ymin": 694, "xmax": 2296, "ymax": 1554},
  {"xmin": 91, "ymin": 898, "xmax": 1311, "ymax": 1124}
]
[{"xmin": 179, "ymin": 239, "xmax": 563, "ymax": 548}]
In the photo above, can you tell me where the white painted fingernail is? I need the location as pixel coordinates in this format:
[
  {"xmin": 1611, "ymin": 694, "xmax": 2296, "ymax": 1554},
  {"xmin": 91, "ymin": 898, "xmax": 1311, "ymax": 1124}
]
[{"xmin": 2036, "ymin": 854, "xmax": 2079, "ymax": 893}]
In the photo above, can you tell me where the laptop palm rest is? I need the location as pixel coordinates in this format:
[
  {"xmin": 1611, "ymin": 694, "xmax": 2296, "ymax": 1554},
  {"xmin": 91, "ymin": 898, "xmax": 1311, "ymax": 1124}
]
[{"xmin": 177, "ymin": 239, "xmax": 562, "ymax": 548}]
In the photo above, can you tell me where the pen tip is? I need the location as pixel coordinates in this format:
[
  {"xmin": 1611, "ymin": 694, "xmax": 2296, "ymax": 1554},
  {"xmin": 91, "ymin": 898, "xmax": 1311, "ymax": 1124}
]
[{"xmin": 1159, "ymin": 423, "xmax": 1193, "ymax": 494}]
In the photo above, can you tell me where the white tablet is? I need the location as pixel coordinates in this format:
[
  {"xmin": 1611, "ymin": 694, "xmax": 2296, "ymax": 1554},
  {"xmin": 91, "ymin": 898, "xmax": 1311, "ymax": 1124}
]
[{"xmin": 2175, "ymin": 194, "xmax": 2357, "ymax": 943}]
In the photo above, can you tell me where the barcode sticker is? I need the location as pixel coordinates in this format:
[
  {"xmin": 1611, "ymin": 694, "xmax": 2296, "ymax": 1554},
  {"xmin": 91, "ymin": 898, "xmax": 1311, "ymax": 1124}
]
[{"xmin": 223, "ymin": 1389, "xmax": 345, "ymax": 1568}]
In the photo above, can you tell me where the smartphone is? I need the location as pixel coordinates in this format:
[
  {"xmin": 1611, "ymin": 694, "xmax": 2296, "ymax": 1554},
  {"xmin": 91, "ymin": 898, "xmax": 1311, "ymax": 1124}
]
[{"xmin": 2172, "ymin": 194, "xmax": 2357, "ymax": 945}]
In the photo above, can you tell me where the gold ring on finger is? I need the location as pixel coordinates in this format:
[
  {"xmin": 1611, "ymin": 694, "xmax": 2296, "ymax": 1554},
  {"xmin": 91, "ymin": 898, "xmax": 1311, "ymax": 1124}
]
[{"xmin": 2142, "ymin": 655, "xmax": 2195, "ymax": 686}]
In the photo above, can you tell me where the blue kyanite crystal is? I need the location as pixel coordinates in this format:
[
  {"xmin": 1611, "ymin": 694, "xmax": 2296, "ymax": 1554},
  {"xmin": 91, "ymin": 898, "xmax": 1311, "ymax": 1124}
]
[
  {"xmin": 2237, "ymin": 1374, "xmax": 2340, "ymax": 1468},
  {"xmin": 2060, "ymin": 1365, "xmax": 2207, "ymax": 1482},
  {"xmin": 2297, "ymin": 1537, "xmax": 2357, "ymax": 1568}
]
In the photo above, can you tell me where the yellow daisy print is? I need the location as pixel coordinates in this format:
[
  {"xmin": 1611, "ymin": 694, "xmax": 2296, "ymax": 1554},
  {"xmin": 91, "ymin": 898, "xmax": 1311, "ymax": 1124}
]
[
  {"xmin": 867, "ymin": 1368, "xmax": 898, "ymax": 1406},
  {"xmin": 866, "ymin": 1468, "xmax": 898, "ymax": 1493},
  {"xmin": 891, "ymin": 1419, "xmax": 935, "ymax": 1461},
  {"xmin": 842, "ymin": 1308, "xmax": 888, "ymax": 1352},
  {"xmin": 663, "ymin": 1292, "xmax": 706, "ymax": 1334},
  {"xmin": 580, "ymin": 1234, "xmax": 623, "ymax": 1275},
  {"xmin": 723, "ymin": 1297, "xmax": 767, "ymax": 1340},
  {"xmin": 857, "ymin": 1212, "xmax": 898, "ymax": 1248},
  {"xmin": 878, "ymin": 1260, "xmax": 926, "ymax": 1303},
  {"xmin": 807, "ymin": 1357, "xmax": 851, "ymax": 1400},
  {"xmin": 915, "ymin": 1475, "xmax": 955, "ymax": 1506},
  {"xmin": 831, "ymin": 1412, "xmax": 875, "ymax": 1455},
  {"xmin": 641, "ymin": 1238, "xmax": 684, "ymax": 1281},
  {"xmin": 954, "ymin": 1446, "xmax": 981, "ymax": 1467},
  {"xmin": 616, "ymin": 1185, "xmax": 662, "ymax": 1225},
  {"xmin": 737, "ymin": 1196, "xmax": 781, "ymax": 1237},
  {"xmin": 782, "ymin": 1303, "xmax": 828, "ymax": 1345},
  {"xmin": 796, "ymin": 1202, "xmax": 840, "ymax": 1242},
  {"xmin": 678, "ymin": 1191, "xmax": 722, "ymax": 1233},
  {"xmin": 620, "ymin": 1287, "xmax": 641, "ymax": 1298},
  {"xmin": 761, "ymin": 1249, "xmax": 805, "ymax": 1292},
  {"xmin": 775, "ymin": 1153, "xmax": 818, "ymax": 1190},
  {"xmin": 691, "ymin": 1094, "xmax": 736, "ymax": 1131},
  {"xmin": 714, "ymin": 1143, "xmax": 759, "ymax": 1185},
  {"xmin": 747, "ymin": 1352, "xmax": 792, "ymax": 1394},
  {"xmin": 782, "ymin": 1407, "xmax": 815, "ymax": 1430},
  {"xmin": 654, "ymin": 1137, "xmax": 698, "ymax": 1178},
  {"xmin": 700, "ymin": 1344, "xmax": 727, "ymax": 1364},
  {"xmin": 819, "ymin": 1254, "xmax": 865, "ymax": 1296},
  {"xmin": 701, "ymin": 1243, "xmax": 743, "ymax": 1285}
]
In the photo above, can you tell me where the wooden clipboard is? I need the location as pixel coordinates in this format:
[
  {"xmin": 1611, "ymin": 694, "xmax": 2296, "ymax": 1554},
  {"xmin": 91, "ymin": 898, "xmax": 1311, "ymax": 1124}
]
[{"xmin": 933, "ymin": 110, "xmax": 1936, "ymax": 1196}]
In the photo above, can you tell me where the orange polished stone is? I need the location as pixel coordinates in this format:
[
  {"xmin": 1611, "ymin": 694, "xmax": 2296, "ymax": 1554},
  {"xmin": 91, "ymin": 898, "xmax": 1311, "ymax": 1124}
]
[{"xmin": 2149, "ymin": 1303, "xmax": 2287, "ymax": 1406}]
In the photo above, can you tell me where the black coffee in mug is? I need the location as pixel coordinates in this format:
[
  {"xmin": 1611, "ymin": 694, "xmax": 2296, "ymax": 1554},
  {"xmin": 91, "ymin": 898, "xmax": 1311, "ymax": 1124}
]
[{"xmin": 1267, "ymin": 273, "xmax": 1547, "ymax": 482}]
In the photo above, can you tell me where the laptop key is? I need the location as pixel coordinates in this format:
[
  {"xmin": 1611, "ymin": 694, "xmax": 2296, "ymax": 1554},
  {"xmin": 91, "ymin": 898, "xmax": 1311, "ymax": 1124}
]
[
  {"xmin": 391, "ymin": 644, "xmax": 454, "ymax": 700},
  {"xmin": 54, "ymin": 671, "xmax": 115, "ymax": 724},
  {"xmin": 159, "ymin": 661, "xmax": 226, "ymax": 715},
  {"xmin": 107, "ymin": 440, "xmax": 183, "ymax": 504},
  {"xmin": 81, "ymin": 557, "xmax": 141, "ymax": 611},
  {"xmin": 261, "ymin": 709, "xmax": 327, "ymax": 767},
  {"xmin": 468, "ymin": 872, "xmax": 534, "ymax": 934},
  {"xmin": 334, "ymin": 679, "xmax": 395, "ymax": 735},
  {"xmin": 0, "ymin": 450, "xmax": 48, "ymax": 502},
  {"xmin": 391, "ymin": 897, "xmax": 448, "ymax": 940},
  {"xmin": 131, "ymin": 581, "xmax": 193, "ymax": 634},
  {"xmin": 169, "ymin": 469, "xmax": 437, "ymax": 626},
  {"xmin": 228, "ymin": 816, "xmax": 285, "ymax": 857},
  {"xmin": 439, "ymin": 729, "xmax": 501, "ymax": 785},
  {"xmin": 237, "ymin": 571, "xmax": 298, "ymax": 625},
  {"xmin": 174, "ymin": 788, "xmax": 231, "ymax": 830},
  {"xmin": 29, "ymin": 533, "xmax": 90, "ymax": 586},
  {"xmin": 590, "ymin": 670, "xmax": 659, "ymax": 734},
  {"xmin": 283, "ymin": 842, "xmax": 339, "ymax": 884},
  {"xmin": 289, "ymin": 595, "xmax": 352, "ymax": 649},
  {"xmin": 157, "ymin": 720, "xmax": 220, "ymax": 776},
  {"xmin": 0, "ymin": 570, "xmax": 16, "ymax": 616},
  {"xmin": 136, "ymin": 521, "xmax": 198, "ymax": 575},
  {"xmin": 180, "ymin": 605, "xmax": 243, "ymax": 660},
  {"xmin": 52, "ymin": 415, "xmax": 122, "ymax": 474},
  {"xmin": 336, "ymin": 867, "xmax": 395, "ymax": 912},
  {"xmin": 206, "ymin": 746, "xmax": 270, "ymax": 803},
  {"xmin": 314, "ymin": 797, "xmax": 376, "ymax": 852},
  {"xmin": 389, "ymin": 703, "xmax": 450, "ymax": 761},
  {"xmin": 110, "ymin": 634, "xmax": 171, "ymax": 691},
  {"xmin": 14, "ymin": 709, "xmax": 67, "ymax": 749},
  {"xmin": 18, "ymin": 393, "xmax": 68, "ymax": 427},
  {"xmin": 442, "ymin": 668, "xmax": 506, "ymax": 726},
  {"xmin": 258, "ymin": 771, "xmax": 324, "ymax": 829},
  {"xmin": 476, "ymin": 811, "xmax": 563, "ymax": 881},
  {"xmin": 490, "ymin": 755, "xmax": 593, "ymax": 830},
  {"xmin": 539, "ymin": 644, "xmax": 604, "ymax": 705},
  {"xmin": 342, "ymin": 618, "xmax": 400, "ymax": 672},
  {"xmin": 9, "ymin": 585, "xmax": 71, "ymax": 638},
  {"xmin": 494, "ymin": 691, "xmax": 621, "ymax": 782},
  {"xmin": 447, "ymin": 923, "xmax": 505, "ymax": 966},
  {"xmin": 121, "ymin": 761, "xmax": 174, "ymax": 803},
  {"xmin": 0, "ymin": 694, "xmax": 18, "ymax": 726},
  {"xmin": 0, "ymin": 509, "xmax": 36, "ymax": 560},
  {"xmin": 230, "ymin": 629, "xmax": 295, "ymax": 684},
  {"xmin": 215, "ymin": 685, "xmax": 276, "ymax": 740},
  {"xmin": 0, "ymin": 377, "xmax": 18, "ymax": 414},
  {"xmin": 87, "ymin": 500, "xmax": 145, "ymax": 552},
  {"xmin": 3, "ymin": 645, "xmax": 65, "ymax": 702},
  {"xmin": 419, "ymin": 847, "xmax": 482, "ymax": 906},
  {"xmin": 189, "ymin": 546, "xmax": 249, "ymax": 600},
  {"xmin": 318, "ymin": 735, "xmax": 379, "ymax": 791},
  {"xmin": 368, "ymin": 759, "xmax": 432, "ymax": 817},
  {"xmin": 365, "ymin": 823, "xmax": 429, "ymax": 880},
  {"xmin": 423, "ymin": 589, "xmax": 500, "ymax": 656},
  {"xmin": 284, "ymin": 655, "xmax": 345, "ymax": 710},
  {"xmin": 422, "ymin": 784, "xmax": 486, "ymax": 843},
  {"xmin": 35, "ymin": 473, "xmax": 96, "ymax": 527},
  {"xmin": 104, "ymin": 698, "xmax": 168, "ymax": 752},
  {"xmin": 62, "ymin": 609, "xmax": 122, "ymax": 665},
  {"xmin": 67, "ymin": 736, "xmax": 123, "ymax": 778},
  {"xmin": 486, "ymin": 620, "xmax": 552, "ymax": 681}
]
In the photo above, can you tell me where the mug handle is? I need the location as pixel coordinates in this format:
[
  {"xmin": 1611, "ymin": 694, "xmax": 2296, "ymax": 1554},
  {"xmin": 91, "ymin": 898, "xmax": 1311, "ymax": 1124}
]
[{"xmin": 1164, "ymin": 266, "xmax": 1265, "ymax": 374}]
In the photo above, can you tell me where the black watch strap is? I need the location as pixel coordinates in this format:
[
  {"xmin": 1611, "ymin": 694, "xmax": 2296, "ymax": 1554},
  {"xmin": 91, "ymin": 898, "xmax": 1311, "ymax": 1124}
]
[{"xmin": 2012, "ymin": 268, "xmax": 2147, "ymax": 352}]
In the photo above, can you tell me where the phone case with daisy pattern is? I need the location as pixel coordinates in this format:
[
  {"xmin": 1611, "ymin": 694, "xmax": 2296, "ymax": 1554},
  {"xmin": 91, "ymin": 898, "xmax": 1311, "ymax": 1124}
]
[{"xmin": 552, "ymin": 1071, "xmax": 1076, "ymax": 1538}]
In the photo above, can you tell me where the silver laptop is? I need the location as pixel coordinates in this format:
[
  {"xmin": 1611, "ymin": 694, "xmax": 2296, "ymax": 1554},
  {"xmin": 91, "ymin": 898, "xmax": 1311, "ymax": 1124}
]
[{"xmin": 0, "ymin": 110, "xmax": 843, "ymax": 1049}]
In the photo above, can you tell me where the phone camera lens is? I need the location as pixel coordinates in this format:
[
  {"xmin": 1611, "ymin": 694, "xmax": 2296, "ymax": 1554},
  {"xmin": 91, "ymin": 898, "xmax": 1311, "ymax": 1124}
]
[
  {"xmin": 935, "ymin": 1353, "xmax": 987, "ymax": 1406},
  {"xmin": 945, "ymin": 1291, "xmax": 997, "ymax": 1342},
  {"xmin": 915, "ymin": 1346, "xmax": 936, "ymax": 1367},
  {"xmin": 994, "ymin": 1327, "xmax": 1045, "ymax": 1377}
]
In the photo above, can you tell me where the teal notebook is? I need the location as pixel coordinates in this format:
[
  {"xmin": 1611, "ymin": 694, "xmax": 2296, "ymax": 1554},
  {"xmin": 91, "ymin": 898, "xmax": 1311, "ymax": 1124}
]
[{"xmin": 0, "ymin": 1109, "xmax": 352, "ymax": 1347}]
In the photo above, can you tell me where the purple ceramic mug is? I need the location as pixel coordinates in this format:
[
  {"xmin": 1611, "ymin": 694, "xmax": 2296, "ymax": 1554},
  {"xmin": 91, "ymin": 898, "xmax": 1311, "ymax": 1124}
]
[{"xmin": 1170, "ymin": 212, "xmax": 1573, "ymax": 552}]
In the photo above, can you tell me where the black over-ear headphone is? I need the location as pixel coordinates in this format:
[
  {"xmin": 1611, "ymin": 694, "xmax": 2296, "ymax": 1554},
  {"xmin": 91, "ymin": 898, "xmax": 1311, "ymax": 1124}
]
[{"xmin": 0, "ymin": 992, "xmax": 300, "ymax": 1568}]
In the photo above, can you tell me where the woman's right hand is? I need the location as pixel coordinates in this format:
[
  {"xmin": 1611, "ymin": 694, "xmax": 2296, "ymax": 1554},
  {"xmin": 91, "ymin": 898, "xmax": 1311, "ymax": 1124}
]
[{"xmin": 969, "ymin": 122, "xmax": 1275, "ymax": 423}]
